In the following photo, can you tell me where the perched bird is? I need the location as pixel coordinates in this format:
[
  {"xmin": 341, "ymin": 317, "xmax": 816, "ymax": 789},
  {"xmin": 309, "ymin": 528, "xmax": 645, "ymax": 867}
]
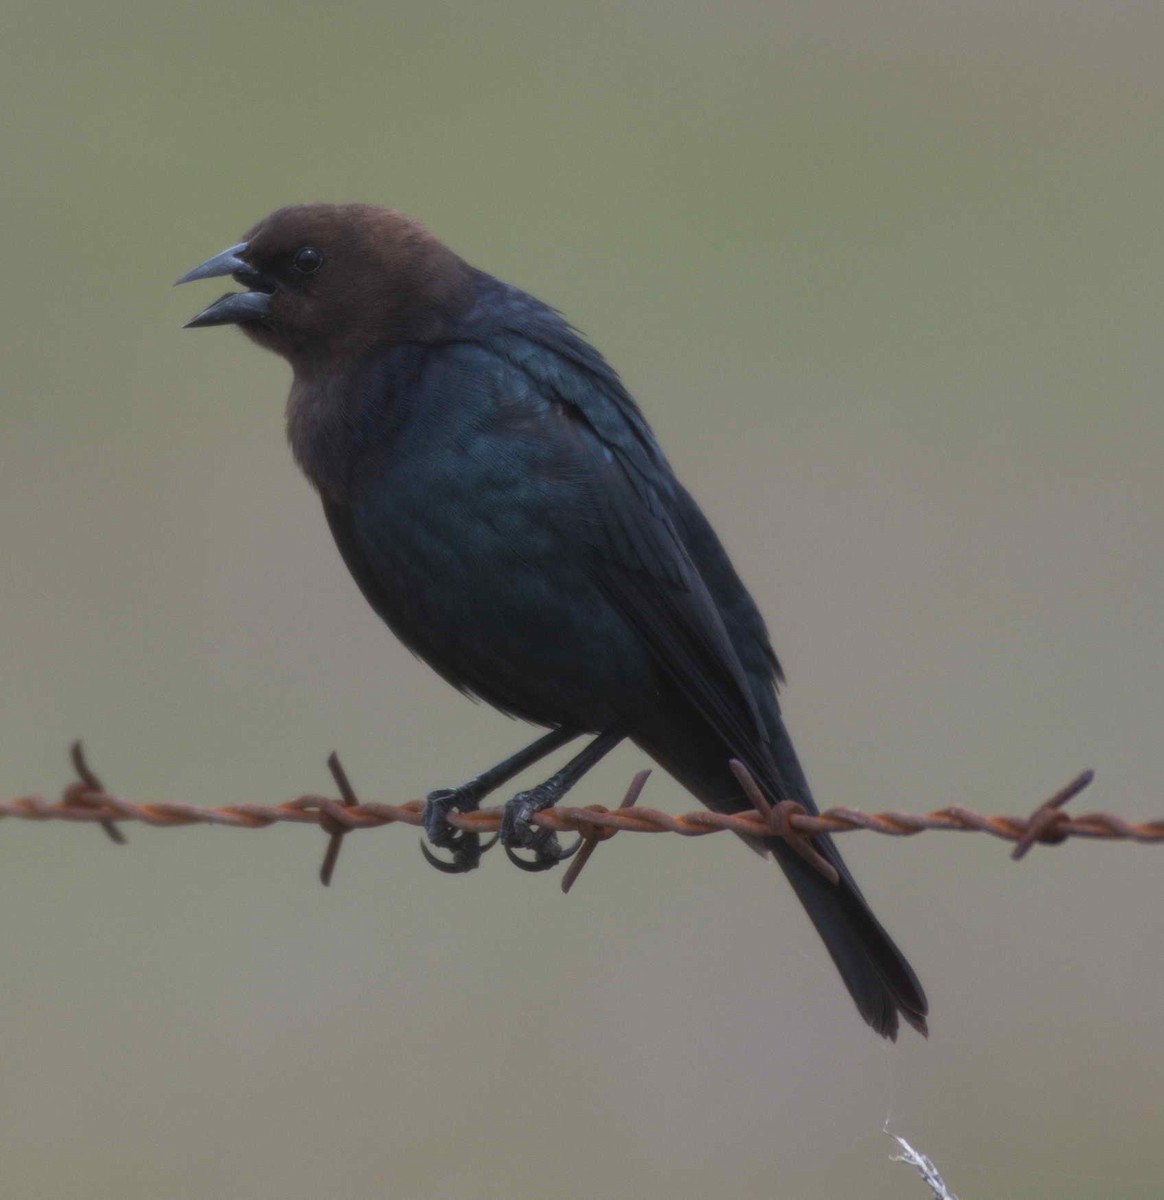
[{"xmin": 177, "ymin": 204, "xmax": 927, "ymax": 1038}]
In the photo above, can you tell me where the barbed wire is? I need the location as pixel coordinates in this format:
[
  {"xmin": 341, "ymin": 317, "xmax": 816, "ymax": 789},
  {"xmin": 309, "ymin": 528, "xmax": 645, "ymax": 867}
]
[{"xmin": 2, "ymin": 744, "xmax": 1161, "ymax": 892}]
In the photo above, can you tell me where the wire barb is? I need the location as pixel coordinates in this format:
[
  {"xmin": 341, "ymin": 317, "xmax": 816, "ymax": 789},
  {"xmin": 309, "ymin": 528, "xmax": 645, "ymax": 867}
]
[
  {"xmin": 729, "ymin": 759, "xmax": 839, "ymax": 884},
  {"xmin": 1011, "ymin": 768, "xmax": 1095, "ymax": 861},
  {"xmin": 67, "ymin": 741, "xmax": 126, "ymax": 845},
  {"xmin": 560, "ymin": 768, "xmax": 652, "ymax": 895},
  {"xmin": 318, "ymin": 751, "xmax": 360, "ymax": 886}
]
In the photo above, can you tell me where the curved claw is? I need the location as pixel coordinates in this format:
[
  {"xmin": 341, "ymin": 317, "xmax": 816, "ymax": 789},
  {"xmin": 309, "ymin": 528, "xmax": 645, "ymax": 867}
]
[
  {"xmin": 502, "ymin": 833, "xmax": 583, "ymax": 873},
  {"xmin": 422, "ymin": 786, "xmax": 496, "ymax": 874},
  {"xmin": 419, "ymin": 838, "xmax": 477, "ymax": 874},
  {"xmin": 504, "ymin": 843, "xmax": 561, "ymax": 872},
  {"xmin": 554, "ymin": 834, "xmax": 584, "ymax": 862}
]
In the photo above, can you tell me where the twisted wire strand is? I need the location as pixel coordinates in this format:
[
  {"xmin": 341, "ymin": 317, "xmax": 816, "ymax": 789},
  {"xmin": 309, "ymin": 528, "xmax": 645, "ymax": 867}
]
[
  {"xmin": 3, "ymin": 749, "xmax": 1160, "ymax": 858},
  {"xmin": 8, "ymin": 786, "xmax": 1161, "ymax": 841}
]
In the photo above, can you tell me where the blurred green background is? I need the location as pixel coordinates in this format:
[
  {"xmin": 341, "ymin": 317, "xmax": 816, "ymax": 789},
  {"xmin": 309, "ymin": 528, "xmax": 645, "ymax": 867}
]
[{"xmin": 2, "ymin": 3, "xmax": 1162, "ymax": 1197}]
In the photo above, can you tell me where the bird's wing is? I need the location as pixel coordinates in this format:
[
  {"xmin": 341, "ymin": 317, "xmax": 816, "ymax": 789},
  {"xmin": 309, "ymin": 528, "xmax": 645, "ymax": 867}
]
[
  {"xmin": 665, "ymin": 482, "xmax": 785, "ymax": 689},
  {"xmin": 494, "ymin": 330, "xmax": 790, "ymax": 797}
]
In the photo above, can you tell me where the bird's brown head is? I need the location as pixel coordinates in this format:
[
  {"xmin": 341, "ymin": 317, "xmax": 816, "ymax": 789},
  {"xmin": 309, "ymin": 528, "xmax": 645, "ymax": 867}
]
[{"xmin": 176, "ymin": 204, "xmax": 475, "ymax": 373}]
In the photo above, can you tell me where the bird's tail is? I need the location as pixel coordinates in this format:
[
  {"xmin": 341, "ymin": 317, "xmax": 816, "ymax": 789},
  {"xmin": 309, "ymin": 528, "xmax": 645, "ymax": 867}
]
[
  {"xmin": 634, "ymin": 713, "xmax": 928, "ymax": 1040},
  {"xmin": 767, "ymin": 831, "xmax": 928, "ymax": 1039}
]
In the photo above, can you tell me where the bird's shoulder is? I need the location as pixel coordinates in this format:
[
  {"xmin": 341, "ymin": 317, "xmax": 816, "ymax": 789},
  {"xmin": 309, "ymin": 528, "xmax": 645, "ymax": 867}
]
[{"xmin": 448, "ymin": 276, "xmax": 663, "ymax": 463}]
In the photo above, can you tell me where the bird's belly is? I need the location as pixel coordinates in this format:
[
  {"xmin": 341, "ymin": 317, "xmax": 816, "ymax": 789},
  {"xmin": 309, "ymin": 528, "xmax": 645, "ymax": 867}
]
[{"xmin": 350, "ymin": 468, "xmax": 656, "ymax": 729}]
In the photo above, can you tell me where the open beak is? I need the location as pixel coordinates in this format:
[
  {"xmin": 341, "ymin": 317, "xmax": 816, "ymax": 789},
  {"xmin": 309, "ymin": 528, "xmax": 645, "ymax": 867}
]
[{"xmin": 175, "ymin": 242, "xmax": 276, "ymax": 328}]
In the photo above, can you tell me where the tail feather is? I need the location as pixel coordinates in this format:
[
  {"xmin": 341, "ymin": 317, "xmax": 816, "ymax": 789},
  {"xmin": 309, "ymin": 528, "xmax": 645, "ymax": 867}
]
[
  {"xmin": 770, "ymin": 836, "xmax": 928, "ymax": 1040},
  {"xmin": 633, "ymin": 711, "xmax": 928, "ymax": 1039}
]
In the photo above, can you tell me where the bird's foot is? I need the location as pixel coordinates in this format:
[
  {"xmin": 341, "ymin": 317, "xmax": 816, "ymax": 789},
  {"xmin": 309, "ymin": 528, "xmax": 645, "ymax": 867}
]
[
  {"xmin": 500, "ymin": 784, "xmax": 583, "ymax": 873},
  {"xmin": 420, "ymin": 785, "xmax": 495, "ymax": 874}
]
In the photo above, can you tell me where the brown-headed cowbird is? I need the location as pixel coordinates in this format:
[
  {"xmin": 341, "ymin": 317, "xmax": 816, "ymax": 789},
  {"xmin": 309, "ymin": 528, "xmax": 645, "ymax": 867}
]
[{"xmin": 177, "ymin": 204, "xmax": 927, "ymax": 1038}]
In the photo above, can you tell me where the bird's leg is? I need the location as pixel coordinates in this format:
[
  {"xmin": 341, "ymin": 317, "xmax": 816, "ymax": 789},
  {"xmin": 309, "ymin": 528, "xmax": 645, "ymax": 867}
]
[
  {"xmin": 421, "ymin": 727, "xmax": 578, "ymax": 873},
  {"xmin": 501, "ymin": 727, "xmax": 625, "ymax": 872}
]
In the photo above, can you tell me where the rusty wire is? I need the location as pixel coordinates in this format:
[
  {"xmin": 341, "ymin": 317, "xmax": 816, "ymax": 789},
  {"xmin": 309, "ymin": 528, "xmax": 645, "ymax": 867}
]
[{"xmin": 3, "ymin": 744, "xmax": 1162, "ymax": 893}]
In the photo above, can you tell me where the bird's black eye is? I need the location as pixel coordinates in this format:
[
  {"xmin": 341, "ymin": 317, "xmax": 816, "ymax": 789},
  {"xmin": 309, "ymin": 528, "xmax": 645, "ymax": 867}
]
[{"xmin": 292, "ymin": 246, "xmax": 324, "ymax": 275}]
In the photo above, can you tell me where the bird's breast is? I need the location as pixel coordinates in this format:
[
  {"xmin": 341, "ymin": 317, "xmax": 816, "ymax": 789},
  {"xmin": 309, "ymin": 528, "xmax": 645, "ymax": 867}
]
[
  {"xmin": 286, "ymin": 374, "xmax": 363, "ymax": 502},
  {"xmin": 341, "ymin": 415, "xmax": 656, "ymax": 727}
]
